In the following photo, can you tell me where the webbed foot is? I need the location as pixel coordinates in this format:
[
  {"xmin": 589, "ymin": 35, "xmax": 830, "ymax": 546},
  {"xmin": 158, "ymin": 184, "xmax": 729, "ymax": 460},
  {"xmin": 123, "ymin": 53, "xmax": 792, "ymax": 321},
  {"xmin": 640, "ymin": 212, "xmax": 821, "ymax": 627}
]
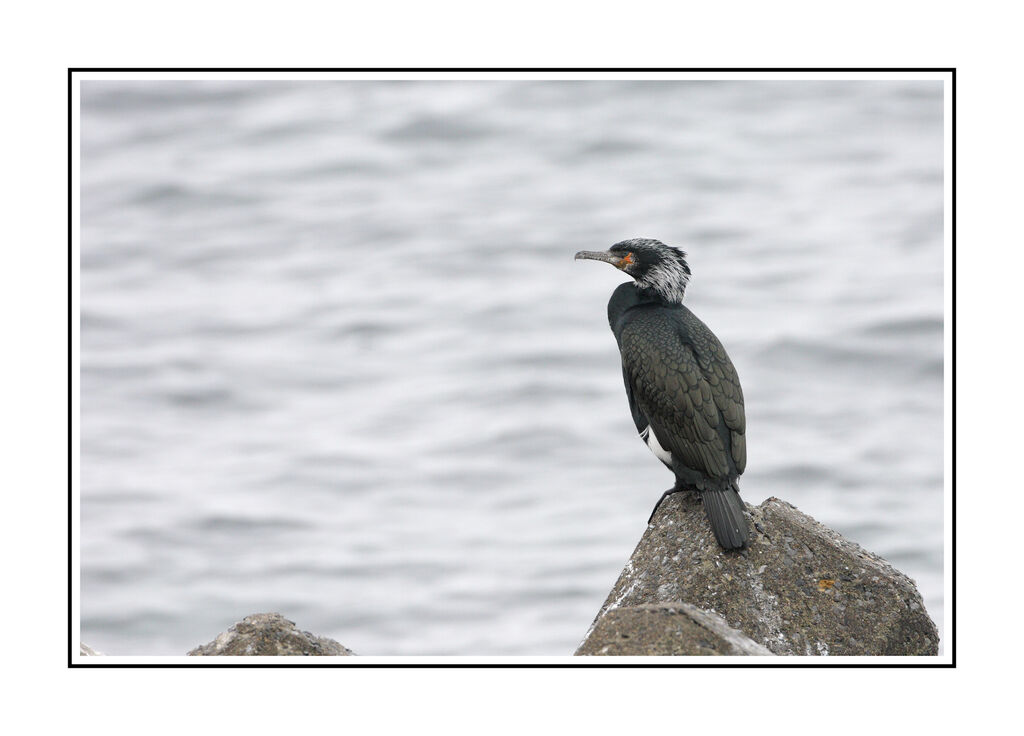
[{"xmin": 648, "ymin": 487, "xmax": 686, "ymax": 524}]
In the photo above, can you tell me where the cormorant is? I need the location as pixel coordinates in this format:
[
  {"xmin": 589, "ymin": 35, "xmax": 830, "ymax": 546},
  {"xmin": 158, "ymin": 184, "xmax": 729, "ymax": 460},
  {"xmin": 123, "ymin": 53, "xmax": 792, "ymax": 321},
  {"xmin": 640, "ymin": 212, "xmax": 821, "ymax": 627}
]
[{"xmin": 575, "ymin": 238, "xmax": 749, "ymax": 550}]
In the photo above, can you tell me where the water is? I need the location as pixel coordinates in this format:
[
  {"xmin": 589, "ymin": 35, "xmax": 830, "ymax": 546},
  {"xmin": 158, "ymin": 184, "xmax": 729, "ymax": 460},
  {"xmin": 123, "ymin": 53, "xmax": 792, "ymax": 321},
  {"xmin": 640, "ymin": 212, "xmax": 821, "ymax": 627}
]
[{"xmin": 79, "ymin": 80, "xmax": 945, "ymax": 655}]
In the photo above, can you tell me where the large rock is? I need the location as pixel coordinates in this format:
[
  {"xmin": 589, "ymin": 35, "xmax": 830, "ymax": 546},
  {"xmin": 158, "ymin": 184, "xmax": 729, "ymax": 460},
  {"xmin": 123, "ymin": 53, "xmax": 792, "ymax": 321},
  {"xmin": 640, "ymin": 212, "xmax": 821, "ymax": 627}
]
[
  {"xmin": 188, "ymin": 613, "xmax": 355, "ymax": 656},
  {"xmin": 579, "ymin": 494, "xmax": 938, "ymax": 656},
  {"xmin": 577, "ymin": 602, "xmax": 774, "ymax": 656}
]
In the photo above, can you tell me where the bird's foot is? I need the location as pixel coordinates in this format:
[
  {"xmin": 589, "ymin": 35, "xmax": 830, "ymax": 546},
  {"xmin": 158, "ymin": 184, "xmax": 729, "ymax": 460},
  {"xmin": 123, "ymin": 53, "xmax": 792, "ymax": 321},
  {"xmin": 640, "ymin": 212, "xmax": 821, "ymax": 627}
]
[{"xmin": 648, "ymin": 488, "xmax": 686, "ymax": 524}]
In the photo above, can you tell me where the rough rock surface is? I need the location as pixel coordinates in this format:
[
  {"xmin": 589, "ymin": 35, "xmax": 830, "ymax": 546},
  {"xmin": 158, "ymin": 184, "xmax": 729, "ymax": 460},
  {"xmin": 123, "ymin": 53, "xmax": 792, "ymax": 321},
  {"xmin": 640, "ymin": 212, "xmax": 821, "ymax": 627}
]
[
  {"xmin": 188, "ymin": 613, "xmax": 355, "ymax": 656},
  {"xmin": 582, "ymin": 494, "xmax": 938, "ymax": 656},
  {"xmin": 576, "ymin": 602, "xmax": 774, "ymax": 656}
]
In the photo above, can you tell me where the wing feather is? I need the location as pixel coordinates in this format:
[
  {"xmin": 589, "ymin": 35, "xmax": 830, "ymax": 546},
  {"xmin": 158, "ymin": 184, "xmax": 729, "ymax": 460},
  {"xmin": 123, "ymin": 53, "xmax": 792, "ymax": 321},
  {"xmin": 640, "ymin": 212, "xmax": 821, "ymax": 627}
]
[{"xmin": 618, "ymin": 307, "xmax": 745, "ymax": 480}]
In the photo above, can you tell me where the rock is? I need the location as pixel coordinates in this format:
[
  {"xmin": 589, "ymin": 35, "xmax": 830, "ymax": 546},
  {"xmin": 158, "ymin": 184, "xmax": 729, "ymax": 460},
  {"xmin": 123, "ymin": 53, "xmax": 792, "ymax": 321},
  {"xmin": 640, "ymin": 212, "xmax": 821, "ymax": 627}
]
[
  {"xmin": 576, "ymin": 602, "xmax": 774, "ymax": 656},
  {"xmin": 80, "ymin": 643, "xmax": 102, "ymax": 656},
  {"xmin": 580, "ymin": 495, "xmax": 938, "ymax": 656},
  {"xmin": 188, "ymin": 613, "xmax": 355, "ymax": 656}
]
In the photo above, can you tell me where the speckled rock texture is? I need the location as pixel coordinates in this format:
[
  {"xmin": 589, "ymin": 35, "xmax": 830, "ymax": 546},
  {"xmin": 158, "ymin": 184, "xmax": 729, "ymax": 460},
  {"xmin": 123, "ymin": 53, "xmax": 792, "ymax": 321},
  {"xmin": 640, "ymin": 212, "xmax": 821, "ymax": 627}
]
[
  {"xmin": 580, "ymin": 494, "xmax": 938, "ymax": 656},
  {"xmin": 188, "ymin": 613, "xmax": 355, "ymax": 656},
  {"xmin": 577, "ymin": 602, "xmax": 774, "ymax": 656}
]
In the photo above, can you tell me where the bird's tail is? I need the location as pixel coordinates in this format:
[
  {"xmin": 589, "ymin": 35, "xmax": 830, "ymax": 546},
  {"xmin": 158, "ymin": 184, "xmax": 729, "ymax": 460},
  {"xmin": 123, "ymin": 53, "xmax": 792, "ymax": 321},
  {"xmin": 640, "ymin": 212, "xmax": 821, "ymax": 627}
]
[{"xmin": 701, "ymin": 487, "xmax": 749, "ymax": 550}]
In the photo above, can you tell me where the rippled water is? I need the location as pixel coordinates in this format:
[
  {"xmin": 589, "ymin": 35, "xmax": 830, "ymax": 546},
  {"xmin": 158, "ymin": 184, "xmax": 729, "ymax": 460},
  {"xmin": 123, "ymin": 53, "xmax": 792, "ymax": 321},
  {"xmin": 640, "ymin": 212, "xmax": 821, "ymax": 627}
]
[{"xmin": 79, "ymin": 79, "xmax": 945, "ymax": 655}]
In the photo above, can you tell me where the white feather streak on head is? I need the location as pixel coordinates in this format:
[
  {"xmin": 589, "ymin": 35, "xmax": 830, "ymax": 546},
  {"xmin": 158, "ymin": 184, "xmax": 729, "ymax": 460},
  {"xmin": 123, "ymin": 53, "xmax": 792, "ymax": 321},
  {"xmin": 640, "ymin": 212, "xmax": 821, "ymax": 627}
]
[{"xmin": 637, "ymin": 250, "xmax": 691, "ymax": 303}]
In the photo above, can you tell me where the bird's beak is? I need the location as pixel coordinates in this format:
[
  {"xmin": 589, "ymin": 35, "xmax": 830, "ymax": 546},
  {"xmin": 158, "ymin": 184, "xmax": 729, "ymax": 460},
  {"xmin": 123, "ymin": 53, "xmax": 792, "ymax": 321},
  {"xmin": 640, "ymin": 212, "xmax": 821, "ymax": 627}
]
[{"xmin": 575, "ymin": 250, "xmax": 624, "ymax": 267}]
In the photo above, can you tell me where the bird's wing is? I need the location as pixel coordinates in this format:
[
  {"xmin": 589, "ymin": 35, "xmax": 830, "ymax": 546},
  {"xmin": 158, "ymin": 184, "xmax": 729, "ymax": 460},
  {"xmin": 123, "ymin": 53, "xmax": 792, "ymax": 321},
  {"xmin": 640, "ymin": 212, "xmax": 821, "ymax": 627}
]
[
  {"xmin": 688, "ymin": 311, "xmax": 746, "ymax": 475},
  {"xmin": 618, "ymin": 310, "xmax": 746, "ymax": 479}
]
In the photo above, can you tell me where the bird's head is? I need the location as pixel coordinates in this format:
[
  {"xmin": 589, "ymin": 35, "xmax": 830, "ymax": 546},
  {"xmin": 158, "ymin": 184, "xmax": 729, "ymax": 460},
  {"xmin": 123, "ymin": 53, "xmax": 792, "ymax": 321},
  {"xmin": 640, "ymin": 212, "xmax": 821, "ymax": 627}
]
[{"xmin": 575, "ymin": 238, "xmax": 691, "ymax": 303}]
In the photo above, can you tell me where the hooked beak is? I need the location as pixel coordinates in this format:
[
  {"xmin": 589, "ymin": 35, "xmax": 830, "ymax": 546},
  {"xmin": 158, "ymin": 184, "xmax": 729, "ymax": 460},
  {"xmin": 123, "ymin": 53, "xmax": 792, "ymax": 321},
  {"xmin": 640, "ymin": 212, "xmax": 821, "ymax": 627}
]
[{"xmin": 574, "ymin": 250, "xmax": 624, "ymax": 268}]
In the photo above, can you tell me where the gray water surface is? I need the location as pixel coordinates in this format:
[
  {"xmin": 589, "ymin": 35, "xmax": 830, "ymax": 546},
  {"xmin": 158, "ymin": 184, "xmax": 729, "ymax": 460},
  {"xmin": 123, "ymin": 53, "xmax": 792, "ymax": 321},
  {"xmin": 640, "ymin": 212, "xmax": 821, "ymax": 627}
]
[{"xmin": 80, "ymin": 80, "xmax": 945, "ymax": 655}]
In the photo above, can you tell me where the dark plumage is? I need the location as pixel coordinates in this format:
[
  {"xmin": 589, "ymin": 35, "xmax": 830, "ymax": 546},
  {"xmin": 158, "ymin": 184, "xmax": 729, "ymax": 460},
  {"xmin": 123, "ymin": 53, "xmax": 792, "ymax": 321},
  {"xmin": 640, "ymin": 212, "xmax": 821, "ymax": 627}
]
[{"xmin": 576, "ymin": 238, "xmax": 749, "ymax": 550}]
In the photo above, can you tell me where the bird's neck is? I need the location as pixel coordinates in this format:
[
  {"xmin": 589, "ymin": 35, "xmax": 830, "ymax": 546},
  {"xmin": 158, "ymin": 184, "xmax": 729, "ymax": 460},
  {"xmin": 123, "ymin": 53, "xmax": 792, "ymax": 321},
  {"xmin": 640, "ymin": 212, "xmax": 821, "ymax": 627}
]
[
  {"xmin": 635, "ymin": 282, "xmax": 684, "ymax": 306},
  {"xmin": 608, "ymin": 282, "xmax": 681, "ymax": 329}
]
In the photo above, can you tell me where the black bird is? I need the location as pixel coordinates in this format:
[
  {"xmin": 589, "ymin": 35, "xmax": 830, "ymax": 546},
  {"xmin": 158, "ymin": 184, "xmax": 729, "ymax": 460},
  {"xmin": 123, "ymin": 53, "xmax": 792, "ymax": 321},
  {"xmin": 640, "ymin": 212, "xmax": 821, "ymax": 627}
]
[{"xmin": 576, "ymin": 238, "xmax": 749, "ymax": 550}]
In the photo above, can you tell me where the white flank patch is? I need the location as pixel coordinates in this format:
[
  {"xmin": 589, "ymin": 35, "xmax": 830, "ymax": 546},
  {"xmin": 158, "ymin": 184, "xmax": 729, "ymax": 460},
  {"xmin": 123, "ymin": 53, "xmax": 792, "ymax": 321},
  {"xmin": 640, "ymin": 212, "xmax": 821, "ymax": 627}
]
[{"xmin": 643, "ymin": 425, "xmax": 673, "ymax": 465}]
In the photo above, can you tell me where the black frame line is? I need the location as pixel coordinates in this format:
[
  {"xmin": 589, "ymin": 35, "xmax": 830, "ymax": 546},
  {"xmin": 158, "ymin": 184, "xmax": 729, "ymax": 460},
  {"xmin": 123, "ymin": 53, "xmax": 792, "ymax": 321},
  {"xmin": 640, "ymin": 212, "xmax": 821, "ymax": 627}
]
[{"xmin": 68, "ymin": 66, "xmax": 955, "ymax": 669}]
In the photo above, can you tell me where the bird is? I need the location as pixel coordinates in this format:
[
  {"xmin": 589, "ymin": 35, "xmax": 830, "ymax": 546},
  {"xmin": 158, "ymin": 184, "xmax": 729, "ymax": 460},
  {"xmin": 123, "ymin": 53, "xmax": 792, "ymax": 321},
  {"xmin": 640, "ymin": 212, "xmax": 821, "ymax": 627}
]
[{"xmin": 575, "ymin": 238, "xmax": 749, "ymax": 550}]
